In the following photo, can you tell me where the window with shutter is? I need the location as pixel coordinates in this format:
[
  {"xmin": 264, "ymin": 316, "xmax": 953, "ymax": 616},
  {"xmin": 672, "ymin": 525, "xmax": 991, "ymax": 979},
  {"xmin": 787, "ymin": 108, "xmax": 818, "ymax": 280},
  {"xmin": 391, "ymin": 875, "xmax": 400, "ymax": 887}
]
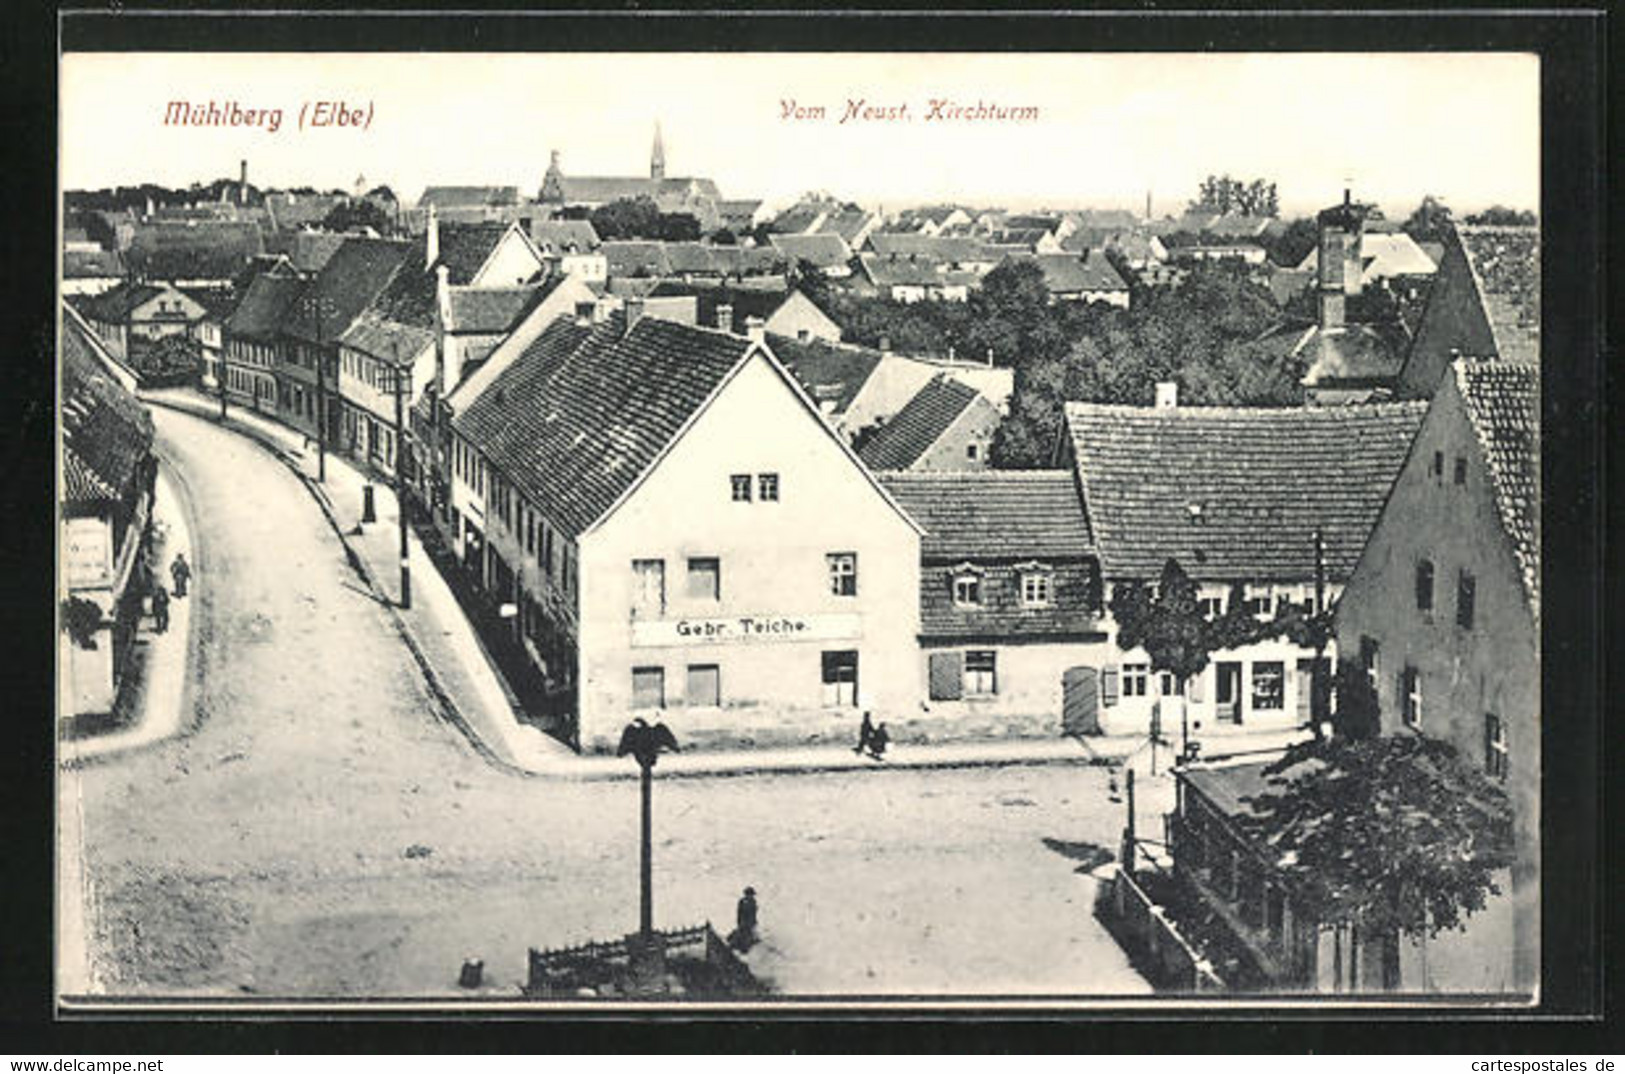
[
  {"xmin": 928, "ymin": 652, "xmax": 964, "ymax": 701},
  {"xmin": 1101, "ymin": 665, "xmax": 1120, "ymax": 707}
]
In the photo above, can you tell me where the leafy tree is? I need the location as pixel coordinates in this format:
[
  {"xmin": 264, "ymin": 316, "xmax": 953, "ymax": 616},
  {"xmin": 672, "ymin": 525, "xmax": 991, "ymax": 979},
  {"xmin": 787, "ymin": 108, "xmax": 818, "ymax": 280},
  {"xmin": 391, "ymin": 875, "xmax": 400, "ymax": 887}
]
[
  {"xmin": 1329, "ymin": 662, "xmax": 1381, "ymax": 741},
  {"xmin": 1239, "ymin": 734, "xmax": 1516, "ymax": 983},
  {"xmin": 1110, "ymin": 560, "xmax": 1211, "ymax": 688},
  {"xmin": 711, "ymin": 227, "xmax": 738, "ymax": 246},
  {"xmin": 657, "ymin": 212, "xmax": 702, "ymax": 242},
  {"xmin": 1190, "ymin": 174, "xmax": 1279, "ymax": 217},
  {"xmin": 1261, "ymin": 217, "xmax": 1319, "ymax": 268},
  {"xmin": 320, "ymin": 198, "xmax": 393, "ymax": 235},
  {"xmin": 1464, "ymin": 206, "xmax": 1536, "ymax": 227},
  {"xmin": 590, "ymin": 196, "xmax": 662, "ymax": 240},
  {"xmin": 1402, "ymin": 195, "xmax": 1453, "ymax": 243},
  {"xmin": 62, "ymin": 597, "xmax": 103, "ymax": 649},
  {"xmin": 364, "ymin": 184, "xmax": 397, "ymax": 204}
]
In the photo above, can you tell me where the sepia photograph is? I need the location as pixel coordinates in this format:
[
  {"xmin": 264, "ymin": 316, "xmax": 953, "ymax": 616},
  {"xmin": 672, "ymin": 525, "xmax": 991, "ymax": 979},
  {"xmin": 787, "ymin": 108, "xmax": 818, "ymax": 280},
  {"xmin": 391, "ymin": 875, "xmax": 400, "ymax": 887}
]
[{"xmin": 54, "ymin": 39, "xmax": 1555, "ymax": 1010}]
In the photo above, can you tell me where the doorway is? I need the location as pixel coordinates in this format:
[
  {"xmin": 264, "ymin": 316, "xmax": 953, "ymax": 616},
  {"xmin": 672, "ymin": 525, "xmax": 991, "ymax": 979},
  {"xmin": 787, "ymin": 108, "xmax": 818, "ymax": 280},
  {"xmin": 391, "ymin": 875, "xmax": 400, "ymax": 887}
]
[
  {"xmin": 1215, "ymin": 661, "xmax": 1243, "ymax": 724},
  {"xmin": 1061, "ymin": 666, "xmax": 1100, "ymax": 736}
]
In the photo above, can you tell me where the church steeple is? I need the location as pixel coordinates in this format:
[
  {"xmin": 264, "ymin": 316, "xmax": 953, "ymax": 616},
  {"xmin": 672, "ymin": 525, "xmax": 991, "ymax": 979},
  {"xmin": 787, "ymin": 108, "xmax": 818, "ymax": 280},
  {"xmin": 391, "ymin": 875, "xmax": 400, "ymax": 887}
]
[{"xmin": 650, "ymin": 122, "xmax": 666, "ymax": 181}]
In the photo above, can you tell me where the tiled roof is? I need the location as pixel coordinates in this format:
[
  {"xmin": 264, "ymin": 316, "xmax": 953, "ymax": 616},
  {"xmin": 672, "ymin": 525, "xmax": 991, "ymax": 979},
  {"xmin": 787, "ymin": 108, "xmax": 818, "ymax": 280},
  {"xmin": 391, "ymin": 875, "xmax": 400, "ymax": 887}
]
[
  {"xmin": 1064, "ymin": 400, "xmax": 1427, "ymax": 582},
  {"xmin": 1001, "ymin": 214, "xmax": 1061, "ymax": 233},
  {"xmin": 988, "ymin": 228, "xmax": 1051, "ymax": 249},
  {"xmin": 603, "ymin": 241, "xmax": 672, "ymax": 278},
  {"xmin": 452, "ymin": 312, "xmax": 753, "ymax": 538},
  {"xmin": 64, "ymin": 247, "xmax": 125, "ymax": 279},
  {"xmin": 858, "ymin": 375, "xmax": 981, "ymax": 471},
  {"xmin": 709, "ymin": 244, "xmax": 786, "ymax": 276},
  {"xmin": 860, "ymin": 254, "xmax": 981, "ymax": 290},
  {"xmin": 767, "ymin": 333, "xmax": 884, "ymax": 416},
  {"xmin": 1181, "ymin": 756, "xmax": 1327, "ymax": 820},
  {"xmin": 769, "ymin": 233, "xmax": 853, "ymax": 269},
  {"xmin": 290, "ymin": 230, "xmax": 347, "ymax": 275},
  {"xmin": 263, "ymin": 193, "xmax": 343, "ymax": 230},
  {"xmin": 338, "ymin": 313, "xmax": 435, "ymax": 365},
  {"xmin": 125, "ymin": 220, "xmax": 264, "ymax": 281},
  {"xmin": 650, "ymin": 282, "xmax": 792, "ymax": 330},
  {"xmin": 418, "ymin": 186, "xmax": 520, "ymax": 209},
  {"xmin": 771, "ymin": 204, "xmax": 829, "ymax": 235},
  {"xmin": 63, "ymin": 444, "xmax": 119, "ymax": 503},
  {"xmin": 529, "ymin": 219, "xmax": 601, "ymax": 254},
  {"xmin": 1458, "ymin": 226, "xmax": 1540, "ymax": 365},
  {"xmin": 178, "ymin": 285, "xmax": 239, "ymax": 319},
  {"xmin": 368, "ymin": 223, "xmax": 518, "ymax": 328},
  {"xmin": 61, "ymin": 313, "xmax": 154, "ymax": 504},
  {"xmin": 878, "ymin": 471, "xmax": 1093, "ymax": 559},
  {"xmin": 815, "ymin": 209, "xmax": 876, "ymax": 245},
  {"xmin": 1265, "ymin": 267, "xmax": 1315, "ymax": 306},
  {"xmin": 1418, "ymin": 241, "xmax": 1446, "ymax": 268},
  {"xmin": 1297, "ymin": 231, "xmax": 1439, "ymax": 279},
  {"xmin": 79, "ymin": 281, "xmax": 165, "ymax": 324},
  {"xmin": 552, "ymin": 177, "xmax": 659, "ymax": 204},
  {"xmin": 1454, "ymin": 360, "xmax": 1540, "ymax": 619},
  {"xmin": 865, "ymin": 233, "xmax": 986, "ymax": 262},
  {"xmin": 663, "ymin": 243, "xmax": 720, "ymax": 274},
  {"xmin": 225, "ymin": 272, "xmax": 306, "ymax": 341},
  {"xmin": 283, "ymin": 237, "xmax": 413, "ymax": 343},
  {"xmin": 917, "ymin": 561, "xmax": 1102, "ymax": 641},
  {"xmin": 1006, "ymin": 251, "xmax": 1128, "ymax": 294},
  {"xmin": 1297, "ymin": 323, "xmax": 1407, "ymax": 386},
  {"xmin": 446, "ymin": 284, "xmax": 550, "ymax": 335}
]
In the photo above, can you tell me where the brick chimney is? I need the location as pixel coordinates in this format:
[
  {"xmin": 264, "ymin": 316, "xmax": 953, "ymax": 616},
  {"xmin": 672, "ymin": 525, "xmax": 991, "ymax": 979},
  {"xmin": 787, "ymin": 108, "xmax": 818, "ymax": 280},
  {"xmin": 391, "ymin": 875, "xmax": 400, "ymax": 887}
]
[
  {"xmin": 625, "ymin": 295, "xmax": 645, "ymax": 334},
  {"xmin": 425, "ymin": 204, "xmax": 440, "ymax": 269},
  {"xmin": 715, "ymin": 303, "xmax": 734, "ymax": 332},
  {"xmin": 744, "ymin": 316, "xmax": 765, "ymax": 344},
  {"xmin": 1155, "ymin": 381, "xmax": 1178, "ymax": 409},
  {"xmin": 239, "ymin": 160, "xmax": 248, "ymax": 205}
]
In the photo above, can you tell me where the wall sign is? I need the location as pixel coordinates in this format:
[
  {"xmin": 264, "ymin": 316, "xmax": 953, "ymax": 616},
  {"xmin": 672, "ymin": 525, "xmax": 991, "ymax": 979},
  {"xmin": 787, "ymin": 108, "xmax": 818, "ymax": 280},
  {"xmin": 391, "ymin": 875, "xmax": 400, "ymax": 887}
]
[{"xmin": 632, "ymin": 613, "xmax": 862, "ymax": 648}]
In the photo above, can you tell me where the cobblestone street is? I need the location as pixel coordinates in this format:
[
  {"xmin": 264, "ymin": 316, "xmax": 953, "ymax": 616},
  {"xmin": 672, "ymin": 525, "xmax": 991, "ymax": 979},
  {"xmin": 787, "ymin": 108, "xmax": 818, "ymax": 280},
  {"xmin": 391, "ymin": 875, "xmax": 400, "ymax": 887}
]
[{"xmin": 60, "ymin": 406, "xmax": 1149, "ymax": 998}]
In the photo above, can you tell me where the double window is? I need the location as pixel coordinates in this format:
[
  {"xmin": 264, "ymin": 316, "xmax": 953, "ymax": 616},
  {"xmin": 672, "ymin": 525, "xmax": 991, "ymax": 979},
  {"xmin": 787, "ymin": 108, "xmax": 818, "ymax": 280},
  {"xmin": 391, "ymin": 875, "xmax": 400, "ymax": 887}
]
[
  {"xmin": 821, "ymin": 650, "xmax": 859, "ymax": 707},
  {"xmin": 827, "ymin": 553, "xmax": 858, "ymax": 597},
  {"xmin": 1020, "ymin": 571, "xmax": 1053, "ymax": 608},
  {"xmin": 1122, "ymin": 663, "xmax": 1149, "ymax": 698},
  {"xmin": 729, "ymin": 472, "xmax": 781, "ymax": 502},
  {"xmin": 964, "ymin": 651, "xmax": 997, "ymax": 696},
  {"xmin": 952, "ymin": 572, "xmax": 982, "ymax": 607},
  {"xmin": 730, "ymin": 474, "xmax": 752, "ymax": 502}
]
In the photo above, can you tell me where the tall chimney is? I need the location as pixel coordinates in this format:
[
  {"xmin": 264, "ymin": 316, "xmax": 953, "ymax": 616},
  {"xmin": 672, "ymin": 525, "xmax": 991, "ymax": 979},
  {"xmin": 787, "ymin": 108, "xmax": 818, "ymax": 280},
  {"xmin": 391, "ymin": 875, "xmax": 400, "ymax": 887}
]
[
  {"xmin": 1155, "ymin": 381, "xmax": 1178, "ymax": 409},
  {"xmin": 625, "ymin": 295, "xmax": 645, "ymax": 334},
  {"xmin": 425, "ymin": 204, "xmax": 440, "ymax": 269},
  {"xmin": 240, "ymin": 160, "xmax": 248, "ymax": 205},
  {"xmin": 715, "ymin": 302, "xmax": 734, "ymax": 332},
  {"xmin": 1145, "ymin": 189, "xmax": 1152, "ymax": 221},
  {"xmin": 744, "ymin": 315, "xmax": 765, "ymax": 344}
]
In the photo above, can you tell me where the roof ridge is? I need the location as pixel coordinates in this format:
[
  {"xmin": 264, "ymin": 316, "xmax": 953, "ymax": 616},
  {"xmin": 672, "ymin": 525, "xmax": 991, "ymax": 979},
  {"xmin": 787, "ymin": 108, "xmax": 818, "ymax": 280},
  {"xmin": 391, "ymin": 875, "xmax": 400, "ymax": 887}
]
[{"xmin": 1064, "ymin": 399, "xmax": 1428, "ymax": 417}]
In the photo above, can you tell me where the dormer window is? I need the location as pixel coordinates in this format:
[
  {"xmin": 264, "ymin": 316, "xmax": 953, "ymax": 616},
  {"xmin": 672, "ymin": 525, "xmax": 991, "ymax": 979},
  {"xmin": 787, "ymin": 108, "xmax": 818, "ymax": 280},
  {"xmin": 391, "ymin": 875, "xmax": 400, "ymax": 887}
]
[
  {"xmin": 1016, "ymin": 562, "xmax": 1054, "ymax": 608},
  {"xmin": 951, "ymin": 564, "xmax": 983, "ymax": 607}
]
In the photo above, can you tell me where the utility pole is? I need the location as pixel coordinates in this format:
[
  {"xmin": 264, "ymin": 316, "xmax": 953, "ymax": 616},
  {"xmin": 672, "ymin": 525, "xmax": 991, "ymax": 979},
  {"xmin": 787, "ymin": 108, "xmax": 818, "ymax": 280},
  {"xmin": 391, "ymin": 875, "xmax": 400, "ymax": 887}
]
[
  {"xmin": 392, "ymin": 345, "xmax": 412, "ymax": 609},
  {"xmin": 1120, "ymin": 767, "xmax": 1137, "ymax": 879},
  {"xmin": 310, "ymin": 295, "xmax": 327, "ymax": 484}
]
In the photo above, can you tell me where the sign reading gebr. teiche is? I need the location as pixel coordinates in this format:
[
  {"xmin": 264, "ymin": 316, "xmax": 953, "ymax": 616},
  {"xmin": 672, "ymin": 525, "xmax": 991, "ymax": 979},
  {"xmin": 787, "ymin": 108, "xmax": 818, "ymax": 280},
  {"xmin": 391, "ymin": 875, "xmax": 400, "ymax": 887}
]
[{"xmin": 631, "ymin": 613, "xmax": 862, "ymax": 648}]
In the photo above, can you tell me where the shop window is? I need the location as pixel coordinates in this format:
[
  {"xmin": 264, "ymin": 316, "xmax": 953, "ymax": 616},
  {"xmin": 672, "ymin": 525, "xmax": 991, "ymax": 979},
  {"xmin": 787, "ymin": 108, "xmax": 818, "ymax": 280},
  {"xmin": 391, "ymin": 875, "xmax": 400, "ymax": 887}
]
[
  {"xmin": 1020, "ymin": 571, "xmax": 1053, "ymax": 608},
  {"xmin": 632, "ymin": 559, "xmax": 665, "ymax": 616},
  {"xmin": 1415, "ymin": 559, "xmax": 1435, "ymax": 613},
  {"xmin": 1251, "ymin": 661, "xmax": 1285, "ymax": 711},
  {"xmin": 821, "ymin": 650, "xmax": 859, "ymax": 707},
  {"xmin": 1122, "ymin": 663, "xmax": 1149, "ymax": 698},
  {"xmin": 687, "ymin": 557, "xmax": 721, "ymax": 601},
  {"xmin": 964, "ymin": 650, "xmax": 997, "ymax": 696},
  {"xmin": 827, "ymin": 552, "xmax": 857, "ymax": 597},
  {"xmin": 730, "ymin": 474, "xmax": 752, "ymax": 502},
  {"xmin": 631, "ymin": 666, "xmax": 665, "ymax": 709},
  {"xmin": 686, "ymin": 664, "xmax": 721, "ymax": 708},
  {"xmin": 758, "ymin": 473, "xmax": 779, "ymax": 502},
  {"xmin": 1401, "ymin": 666, "xmax": 1422, "ymax": 728},
  {"xmin": 1457, "ymin": 570, "xmax": 1476, "ymax": 630},
  {"xmin": 1484, "ymin": 713, "xmax": 1508, "ymax": 780}
]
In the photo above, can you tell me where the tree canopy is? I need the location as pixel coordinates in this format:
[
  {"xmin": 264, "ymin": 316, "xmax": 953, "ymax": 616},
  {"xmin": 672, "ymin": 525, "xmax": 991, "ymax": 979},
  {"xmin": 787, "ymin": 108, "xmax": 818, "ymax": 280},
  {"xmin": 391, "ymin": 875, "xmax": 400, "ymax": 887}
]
[
  {"xmin": 1190, "ymin": 174, "xmax": 1280, "ymax": 218},
  {"xmin": 320, "ymin": 198, "xmax": 394, "ymax": 235},
  {"xmin": 588, "ymin": 197, "xmax": 705, "ymax": 241},
  {"xmin": 1239, "ymin": 734, "xmax": 1515, "ymax": 946},
  {"xmin": 1402, "ymin": 195, "xmax": 1454, "ymax": 243},
  {"xmin": 1464, "ymin": 206, "xmax": 1536, "ymax": 227}
]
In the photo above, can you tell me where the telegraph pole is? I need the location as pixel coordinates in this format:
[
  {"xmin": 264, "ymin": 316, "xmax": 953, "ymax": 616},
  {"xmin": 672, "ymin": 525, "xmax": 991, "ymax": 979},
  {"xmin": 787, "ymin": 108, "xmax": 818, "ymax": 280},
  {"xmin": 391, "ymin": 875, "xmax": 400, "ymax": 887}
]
[
  {"xmin": 392, "ymin": 346, "xmax": 412, "ymax": 609},
  {"xmin": 1312, "ymin": 527, "xmax": 1328, "ymax": 738}
]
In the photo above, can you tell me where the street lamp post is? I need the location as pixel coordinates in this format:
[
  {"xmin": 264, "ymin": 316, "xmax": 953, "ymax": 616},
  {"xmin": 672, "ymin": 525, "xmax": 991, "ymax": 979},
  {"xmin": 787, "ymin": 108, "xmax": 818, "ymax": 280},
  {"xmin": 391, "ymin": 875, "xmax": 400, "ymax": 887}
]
[
  {"xmin": 391, "ymin": 350, "xmax": 412, "ymax": 610},
  {"xmin": 617, "ymin": 718, "xmax": 680, "ymax": 939}
]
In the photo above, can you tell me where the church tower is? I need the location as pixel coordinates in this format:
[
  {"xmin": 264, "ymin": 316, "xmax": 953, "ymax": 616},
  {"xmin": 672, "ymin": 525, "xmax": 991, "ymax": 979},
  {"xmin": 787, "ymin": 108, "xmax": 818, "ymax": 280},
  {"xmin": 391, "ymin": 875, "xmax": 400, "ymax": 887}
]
[{"xmin": 650, "ymin": 122, "xmax": 666, "ymax": 182}]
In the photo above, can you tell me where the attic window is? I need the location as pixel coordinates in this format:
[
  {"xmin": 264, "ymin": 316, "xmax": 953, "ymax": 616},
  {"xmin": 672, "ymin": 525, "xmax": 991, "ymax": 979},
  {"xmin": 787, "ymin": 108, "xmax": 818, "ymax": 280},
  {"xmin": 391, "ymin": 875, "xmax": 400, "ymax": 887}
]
[{"xmin": 1186, "ymin": 502, "xmax": 1204, "ymax": 523}]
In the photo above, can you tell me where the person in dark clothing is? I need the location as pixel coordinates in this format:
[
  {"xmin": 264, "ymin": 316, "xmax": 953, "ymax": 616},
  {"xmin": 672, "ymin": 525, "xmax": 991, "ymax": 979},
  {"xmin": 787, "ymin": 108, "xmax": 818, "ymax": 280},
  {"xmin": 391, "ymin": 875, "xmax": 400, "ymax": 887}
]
[
  {"xmin": 730, "ymin": 886, "xmax": 759, "ymax": 952},
  {"xmin": 151, "ymin": 584, "xmax": 170, "ymax": 634},
  {"xmin": 866, "ymin": 722, "xmax": 890, "ymax": 761},
  {"xmin": 170, "ymin": 552, "xmax": 191, "ymax": 598},
  {"xmin": 854, "ymin": 711, "xmax": 875, "ymax": 755}
]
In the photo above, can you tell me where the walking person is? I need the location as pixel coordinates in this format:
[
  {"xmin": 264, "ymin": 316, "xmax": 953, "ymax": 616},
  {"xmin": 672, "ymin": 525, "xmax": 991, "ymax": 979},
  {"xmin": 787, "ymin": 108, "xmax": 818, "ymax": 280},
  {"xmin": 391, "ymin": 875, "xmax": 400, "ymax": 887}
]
[
  {"xmin": 151, "ymin": 583, "xmax": 170, "ymax": 635},
  {"xmin": 866, "ymin": 721, "xmax": 890, "ymax": 761},
  {"xmin": 854, "ymin": 711, "xmax": 876, "ymax": 755},
  {"xmin": 170, "ymin": 552, "xmax": 191, "ymax": 599}
]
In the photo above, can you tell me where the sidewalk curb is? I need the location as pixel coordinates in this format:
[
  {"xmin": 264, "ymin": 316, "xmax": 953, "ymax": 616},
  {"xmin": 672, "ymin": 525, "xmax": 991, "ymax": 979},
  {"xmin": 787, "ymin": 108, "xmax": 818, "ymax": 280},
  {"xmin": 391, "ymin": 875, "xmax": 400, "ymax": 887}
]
[
  {"xmin": 143, "ymin": 395, "xmax": 535, "ymax": 779},
  {"xmin": 533, "ymin": 744, "xmax": 1107, "ymax": 784}
]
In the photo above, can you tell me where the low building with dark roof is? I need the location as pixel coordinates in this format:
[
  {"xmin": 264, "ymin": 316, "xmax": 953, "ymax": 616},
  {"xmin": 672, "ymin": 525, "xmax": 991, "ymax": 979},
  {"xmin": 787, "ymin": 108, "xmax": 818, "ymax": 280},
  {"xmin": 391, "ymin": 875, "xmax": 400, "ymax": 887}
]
[
  {"xmin": 1004, "ymin": 251, "xmax": 1130, "ymax": 307},
  {"xmin": 60, "ymin": 306, "xmax": 157, "ymax": 717},
  {"xmin": 857, "ymin": 254, "xmax": 980, "ymax": 303},
  {"xmin": 528, "ymin": 219, "xmax": 608, "ymax": 283},
  {"xmin": 75, "ymin": 280, "xmax": 211, "ymax": 363},
  {"xmin": 857, "ymin": 374, "xmax": 1001, "ymax": 472},
  {"xmin": 443, "ymin": 307, "xmax": 922, "ymax": 753},
  {"xmin": 768, "ymin": 233, "xmax": 855, "ymax": 277},
  {"xmin": 222, "ymin": 271, "xmax": 305, "ymax": 410},
  {"xmin": 879, "ymin": 471, "xmax": 1110, "ymax": 738},
  {"xmin": 1395, "ymin": 225, "xmax": 1539, "ymax": 399},
  {"xmin": 124, "ymin": 220, "xmax": 265, "ymax": 286},
  {"xmin": 1333, "ymin": 358, "xmax": 1538, "ymax": 994},
  {"xmin": 1063, "ymin": 393, "xmax": 1427, "ymax": 736},
  {"xmin": 62, "ymin": 247, "xmax": 126, "ymax": 296},
  {"xmin": 654, "ymin": 284, "xmax": 841, "ymax": 344}
]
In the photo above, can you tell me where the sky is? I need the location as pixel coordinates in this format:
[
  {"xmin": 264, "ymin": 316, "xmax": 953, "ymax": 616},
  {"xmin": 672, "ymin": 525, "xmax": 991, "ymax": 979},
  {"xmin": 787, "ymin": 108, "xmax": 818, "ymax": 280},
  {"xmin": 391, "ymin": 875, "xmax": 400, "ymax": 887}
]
[{"xmin": 60, "ymin": 52, "xmax": 1539, "ymax": 219}]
